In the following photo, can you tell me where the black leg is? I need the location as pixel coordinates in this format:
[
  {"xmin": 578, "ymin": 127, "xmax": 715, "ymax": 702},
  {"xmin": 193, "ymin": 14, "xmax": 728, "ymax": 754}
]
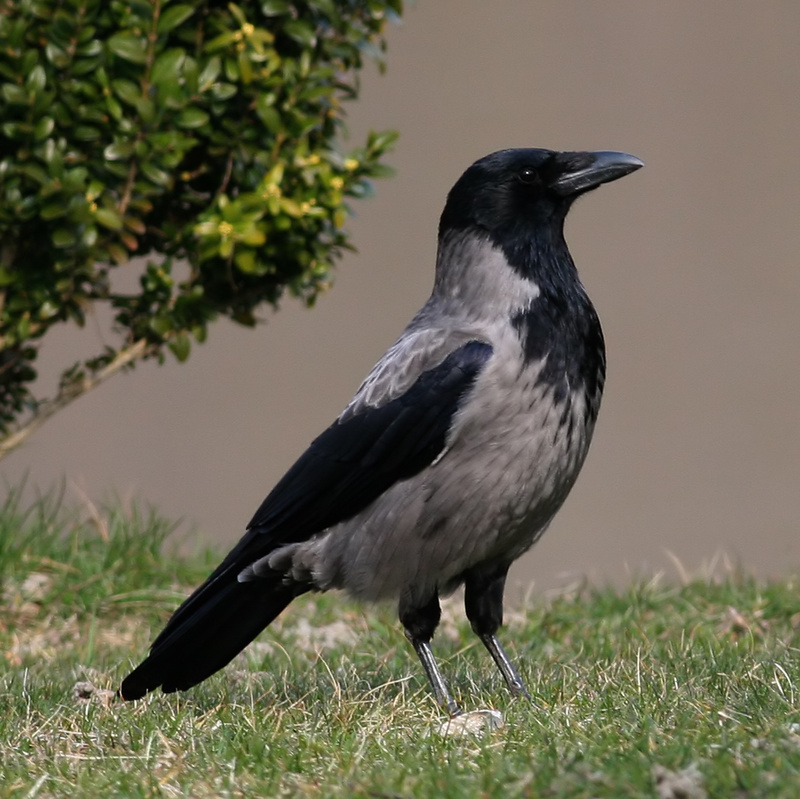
[
  {"xmin": 399, "ymin": 593, "xmax": 462, "ymax": 716},
  {"xmin": 464, "ymin": 564, "xmax": 532, "ymax": 701},
  {"xmin": 478, "ymin": 632, "xmax": 531, "ymax": 699}
]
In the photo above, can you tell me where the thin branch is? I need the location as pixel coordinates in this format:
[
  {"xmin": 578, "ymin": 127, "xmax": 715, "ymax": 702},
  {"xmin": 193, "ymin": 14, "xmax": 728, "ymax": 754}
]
[
  {"xmin": 0, "ymin": 338, "xmax": 149, "ymax": 461},
  {"xmin": 117, "ymin": 0, "xmax": 159, "ymax": 219},
  {"xmin": 215, "ymin": 151, "xmax": 234, "ymax": 199},
  {"xmin": 117, "ymin": 159, "xmax": 138, "ymax": 218}
]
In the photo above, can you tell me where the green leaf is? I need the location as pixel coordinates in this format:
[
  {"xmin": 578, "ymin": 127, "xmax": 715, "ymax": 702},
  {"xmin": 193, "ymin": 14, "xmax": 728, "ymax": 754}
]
[
  {"xmin": 1, "ymin": 83, "xmax": 28, "ymax": 105},
  {"xmin": 51, "ymin": 11, "xmax": 76, "ymax": 41},
  {"xmin": 261, "ymin": 0, "xmax": 291, "ymax": 14},
  {"xmin": 234, "ymin": 249, "xmax": 259, "ymax": 274},
  {"xmin": 105, "ymin": 96, "xmax": 124, "ymax": 121},
  {"xmin": 197, "ymin": 56, "xmax": 221, "ymax": 88},
  {"xmin": 19, "ymin": 163, "xmax": 49, "ymax": 184},
  {"xmin": 368, "ymin": 129, "xmax": 400, "ymax": 153},
  {"xmin": 107, "ymin": 33, "xmax": 148, "ymax": 65},
  {"xmin": 169, "ymin": 332, "xmax": 191, "ymax": 362},
  {"xmin": 16, "ymin": 316, "xmax": 30, "ymax": 340},
  {"xmin": 123, "ymin": 216, "xmax": 147, "ymax": 234},
  {"xmin": 77, "ymin": 39, "xmax": 103, "ymax": 57},
  {"xmin": 104, "ymin": 161, "xmax": 131, "ymax": 179},
  {"xmin": 38, "ymin": 300, "xmax": 60, "ymax": 320},
  {"xmin": 40, "ymin": 203, "xmax": 68, "ymax": 220},
  {"xmin": 134, "ymin": 96, "xmax": 156, "ymax": 124},
  {"xmin": 94, "ymin": 207, "xmax": 124, "ymax": 230},
  {"xmin": 120, "ymin": 231, "xmax": 138, "ymax": 251},
  {"xmin": 156, "ymin": 4, "xmax": 195, "ymax": 34},
  {"xmin": 283, "ymin": 20, "xmax": 317, "ymax": 48},
  {"xmin": 210, "ymin": 82, "xmax": 237, "ymax": 101},
  {"xmin": 205, "ymin": 32, "xmax": 239, "ymax": 53},
  {"xmin": 82, "ymin": 225, "xmax": 98, "ymax": 247},
  {"xmin": 25, "ymin": 65, "xmax": 46, "ymax": 93},
  {"xmin": 146, "ymin": 317, "xmax": 168, "ymax": 338},
  {"xmin": 365, "ymin": 163, "xmax": 395, "ymax": 179},
  {"xmin": 223, "ymin": 56, "xmax": 239, "ymax": 82},
  {"xmin": 151, "ymin": 48, "xmax": 186, "ymax": 86},
  {"xmin": 237, "ymin": 50, "xmax": 253, "ymax": 85},
  {"xmin": 104, "ymin": 140, "xmax": 135, "ymax": 160},
  {"xmin": 33, "ymin": 116, "xmax": 54, "ymax": 140},
  {"xmin": 63, "ymin": 167, "xmax": 89, "ymax": 189},
  {"xmin": 307, "ymin": 0, "xmax": 335, "ymax": 13},
  {"xmin": 228, "ymin": 3, "xmax": 248, "ymax": 25},
  {"xmin": 52, "ymin": 228, "xmax": 77, "ymax": 247},
  {"xmin": 106, "ymin": 243, "xmax": 129, "ymax": 263},
  {"xmin": 111, "ymin": 78, "xmax": 141, "ymax": 106},
  {"xmin": 193, "ymin": 223, "xmax": 217, "ymax": 241},
  {"xmin": 45, "ymin": 42, "xmax": 70, "ymax": 68},
  {"xmin": 218, "ymin": 237, "xmax": 234, "ymax": 258},
  {"xmin": 71, "ymin": 57, "xmax": 103, "ymax": 76},
  {"xmin": 279, "ymin": 197, "xmax": 302, "ymax": 217},
  {"xmin": 141, "ymin": 162, "xmax": 172, "ymax": 188},
  {"xmin": 39, "ymin": 139, "xmax": 60, "ymax": 173},
  {"xmin": 73, "ymin": 125, "xmax": 102, "ymax": 141},
  {"xmin": 256, "ymin": 101, "xmax": 281, "ymax": 133},
  {"xmin": 240, "ymin": 225, "xmax": 266, "ymax": 246},
  {"xmin": 177, "ymin": 107, "xmax": 210, "ymax": 129},
  {"xmin": 183, "ymin": 56, "xmax": 199, "ymax": 94}
]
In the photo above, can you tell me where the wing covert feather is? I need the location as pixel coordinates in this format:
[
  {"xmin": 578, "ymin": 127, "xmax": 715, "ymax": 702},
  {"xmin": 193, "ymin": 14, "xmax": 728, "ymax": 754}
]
[{"xmin": 247, "ymin": 339, "xmax": 493, "ymax": 539}]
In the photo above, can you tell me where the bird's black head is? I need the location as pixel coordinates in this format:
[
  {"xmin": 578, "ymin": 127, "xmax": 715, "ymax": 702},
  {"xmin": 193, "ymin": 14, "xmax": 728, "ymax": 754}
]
[{"xmin": 439, "ymin": 148, "xmax": 643, "ymax": 241}]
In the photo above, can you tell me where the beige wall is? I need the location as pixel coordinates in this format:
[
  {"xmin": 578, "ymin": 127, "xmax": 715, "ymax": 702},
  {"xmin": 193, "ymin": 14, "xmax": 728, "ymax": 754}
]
[{"xmin": 5, "ymin": 2, "xmax": 800, "ymax": 594}]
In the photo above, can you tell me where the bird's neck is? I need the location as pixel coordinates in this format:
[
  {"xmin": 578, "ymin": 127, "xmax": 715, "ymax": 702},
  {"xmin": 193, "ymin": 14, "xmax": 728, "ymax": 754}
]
[
  {"xmin": 432, "ymin": 227, "xmax": 586, "ymax": 320},
  {"xmin": 432, "ymin": 231, "xmax": 539, "ymax": 319},
  {"xmin": 492, "ymin": 222, "xmax": 582, "ymax": 303}
]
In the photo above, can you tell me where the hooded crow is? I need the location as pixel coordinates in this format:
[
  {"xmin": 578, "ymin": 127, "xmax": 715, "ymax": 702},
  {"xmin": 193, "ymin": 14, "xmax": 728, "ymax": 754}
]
[{"xmin": 120, "ymin": 148, "xmax": 643, "ymax": 715}]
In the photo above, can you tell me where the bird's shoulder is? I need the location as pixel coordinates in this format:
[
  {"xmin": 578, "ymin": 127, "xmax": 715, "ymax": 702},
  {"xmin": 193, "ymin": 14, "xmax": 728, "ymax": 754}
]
[{"xmin": 341, "ymin": 308, "xmax": 494, "ymax": 421}]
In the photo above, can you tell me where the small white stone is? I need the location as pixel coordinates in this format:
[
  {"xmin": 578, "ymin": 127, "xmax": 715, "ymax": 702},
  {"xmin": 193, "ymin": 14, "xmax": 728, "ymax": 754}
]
[{"xmin": 437, "ymin": 709, "xmax": 504, "ymax": 738}]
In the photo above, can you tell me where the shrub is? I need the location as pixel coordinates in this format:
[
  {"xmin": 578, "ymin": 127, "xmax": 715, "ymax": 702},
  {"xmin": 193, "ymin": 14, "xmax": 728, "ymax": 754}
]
[{"xmin": 0, "ymin": 0, "xmax": 400, "ymax": 455}]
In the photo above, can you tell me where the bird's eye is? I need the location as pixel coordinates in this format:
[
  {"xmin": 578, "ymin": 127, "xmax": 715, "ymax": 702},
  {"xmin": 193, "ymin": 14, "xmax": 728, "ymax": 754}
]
[{"xmin": 517, "ymin": 167, "xmax": 538, "ymax": 185}]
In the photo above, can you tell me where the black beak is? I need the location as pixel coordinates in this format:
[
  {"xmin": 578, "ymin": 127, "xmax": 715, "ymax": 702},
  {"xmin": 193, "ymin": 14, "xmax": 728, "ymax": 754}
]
[{"xmin": 550, "ymin": 151, "xmax": 644, "ymax": 197}]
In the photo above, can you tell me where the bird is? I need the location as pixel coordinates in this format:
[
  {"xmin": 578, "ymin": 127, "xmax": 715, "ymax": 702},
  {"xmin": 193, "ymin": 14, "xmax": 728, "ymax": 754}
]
[{"xmin": 120, "ymin": 148, "xmax": 643, "ymax": 716}]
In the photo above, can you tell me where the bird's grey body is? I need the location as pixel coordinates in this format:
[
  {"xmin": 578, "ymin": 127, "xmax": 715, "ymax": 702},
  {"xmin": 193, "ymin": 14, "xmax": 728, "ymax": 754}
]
[
  {"xmin": 120, "ymin": 147, "xmax": 641, "ymax": 713},
  {"xmin": 256, "ymin": 234, "xmax": 602, "ymax": 610}
]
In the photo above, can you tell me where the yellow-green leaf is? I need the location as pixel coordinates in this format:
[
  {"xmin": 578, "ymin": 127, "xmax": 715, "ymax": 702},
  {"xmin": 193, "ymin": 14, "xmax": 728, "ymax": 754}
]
[
  {"xmin": 234, "ymin": 249, "xmax": 258, "ymax": 273},
  {"xmin": 106, "ymin": 243, "xmax": 129, "ymax": 263},
  {"xmin": 240, "ymin": 226, "xmax": 266, "ymax": 246}
]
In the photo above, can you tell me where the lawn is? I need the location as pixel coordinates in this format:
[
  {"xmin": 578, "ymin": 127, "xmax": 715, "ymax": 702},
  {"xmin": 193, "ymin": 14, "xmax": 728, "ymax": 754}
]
[{"xmin": 1, "ymin": 486, "xmax": 799, "ymax": 797}]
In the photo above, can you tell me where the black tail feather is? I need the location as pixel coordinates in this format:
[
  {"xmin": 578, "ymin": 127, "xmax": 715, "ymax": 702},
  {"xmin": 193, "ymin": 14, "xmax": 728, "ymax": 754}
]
[{"xmin": 120, "ymin": 575, "xmax": 301, "ymax": 700}]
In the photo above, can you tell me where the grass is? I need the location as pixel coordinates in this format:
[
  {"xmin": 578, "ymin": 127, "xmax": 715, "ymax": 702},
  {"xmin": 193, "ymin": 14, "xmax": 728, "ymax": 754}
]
[{"xmin": 1, "ymin": 486, "xmax": 800, "ymax": 797}]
